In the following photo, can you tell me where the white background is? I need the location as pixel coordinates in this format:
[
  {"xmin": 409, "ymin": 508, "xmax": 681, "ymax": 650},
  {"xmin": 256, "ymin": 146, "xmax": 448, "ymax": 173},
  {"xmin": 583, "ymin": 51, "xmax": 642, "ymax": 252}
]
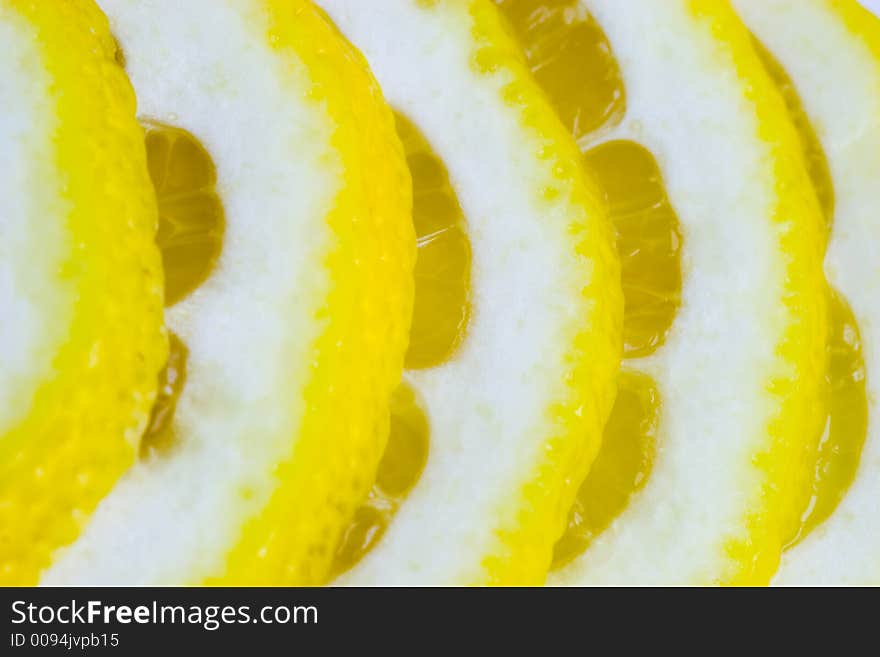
[{"xmin": 861, "ymin": 0, "xmax": 880, "ymax": 17}]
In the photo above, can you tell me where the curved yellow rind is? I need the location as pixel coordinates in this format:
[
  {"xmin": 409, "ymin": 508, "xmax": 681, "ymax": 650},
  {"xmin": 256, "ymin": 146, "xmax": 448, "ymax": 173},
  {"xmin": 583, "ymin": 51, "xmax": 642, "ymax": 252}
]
[
  {"xmin": 214, "ymin": 0, "xmax": 415, "ymax": 585},
  {"xmin": 0, "ymin": 0, "xmax": 166, "ymax": 584},
  {"xmin": 733, "ymin": 0, "xmax": 880, "ymax": 584},
  {"xmin": 684, "ymin": 0, "xmax": 827, "ymax": 585},
  {"xmin": 468, "ymin": 0, "xmax": 623, "ymax": 585},
  {"xmin": 831, "ymin": 0, "xmax": 880, "ymax": 63}
]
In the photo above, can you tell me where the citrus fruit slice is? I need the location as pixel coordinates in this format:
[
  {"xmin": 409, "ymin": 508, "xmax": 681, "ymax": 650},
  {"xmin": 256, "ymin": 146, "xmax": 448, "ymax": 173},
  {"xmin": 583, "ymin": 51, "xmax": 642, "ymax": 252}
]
[
  {"xmin": 509, "ymin": 0, "xmax": 828, "ymax": 585},
  {"xmin": 733, "ymin": 0, "xmax": 880, "ymax": 585},
  {"xmin": 43, "ymin": 0, "xmax": 414, "ymax": 585},
  {"xmin": 0, "ymin": 0, "xmax": 166, "ymax": 585},
  {"xmin": 317, "ymin": 0, "xmax": 623, "ymax": 585}
]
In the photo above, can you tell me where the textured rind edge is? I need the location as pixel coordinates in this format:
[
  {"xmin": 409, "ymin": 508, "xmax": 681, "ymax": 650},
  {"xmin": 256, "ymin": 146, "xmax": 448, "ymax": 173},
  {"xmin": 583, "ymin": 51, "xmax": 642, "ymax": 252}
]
[
  {"xmin": 771, "ymin": 0, "xmax": 880, "ymax": 584},
  {"xmin": 0, "ymin": 0, "xmax": 167, "ymax": 584},
  {"xmin": 682, "ymin": 0, "xmax": 828, "ymax": 585},
  {"xmin": 466, "ymin": 0, "xmax": 624, "ymax": 585},
  {"xmin": 212, "ymin": 0, "xmax": 416, "ymax": 585},
  {"xmin": 835, "ymin": 0, "xmax": 880, "ymax": 60},
  {"xmin": 807, "ymin": 0, "xmax": 880, "ymax": 583}
]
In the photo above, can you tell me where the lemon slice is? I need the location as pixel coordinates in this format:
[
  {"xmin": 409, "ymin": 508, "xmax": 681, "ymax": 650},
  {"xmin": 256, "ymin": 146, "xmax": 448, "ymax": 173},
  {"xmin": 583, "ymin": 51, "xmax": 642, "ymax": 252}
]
[
  {"xmin": 517, "ymin": 0, "xmax": 828, "ymax": 585},
  {"xmin": 0, "ymin": 1, "xmax": 166, "ymax": 585},
  {"xmin": 317, "ymin": 0, "xmax": 622, "ymax": 585},
  {"xmin": 43, "ymin": 0, "xmax": 414, "ymax": 585},
  {"xmin": 733, "ymin": 0, "xmax": 880, "ymax": 585}
]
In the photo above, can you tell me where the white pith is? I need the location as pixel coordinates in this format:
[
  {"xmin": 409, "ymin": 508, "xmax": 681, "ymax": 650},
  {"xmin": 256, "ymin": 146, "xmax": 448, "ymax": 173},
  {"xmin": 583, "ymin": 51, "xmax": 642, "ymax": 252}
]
[
  {"xmin": 0, "ymin": 7, "xmax": 74, "ymax": 437},
  {"xmin": 43, "ymin": 0, "xmax": 339, "ymax": 584},
  {"xmin": 734, "ymin": 0, "xmax": 880, "ymax": 585},
  {"xmin": 552, "ymin": 0, "xmax": 800, "ymax": 585},
  {"xmin": 317, "ymin": 0, "xmax": 608, "ymax": 585}
]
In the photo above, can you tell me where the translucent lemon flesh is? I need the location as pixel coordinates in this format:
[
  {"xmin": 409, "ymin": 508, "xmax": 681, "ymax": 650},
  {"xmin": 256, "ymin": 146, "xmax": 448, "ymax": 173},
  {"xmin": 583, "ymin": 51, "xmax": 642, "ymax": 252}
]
[
  {"xmin": 751, "ymin": 35, "xmax": 868, "ymax": 549},
  {"xmin": 132, "ymin": 124, "xmax": 221, "ymax": 459},
  {"xmin": 584, "ymin": 141, "xmax": 683, "ymax": 358},
  {"xmin": 494, "ymin": 0, "xmax": 625, "ymax": 144},
  {"xmin": 395, "ymin": 111, "xmax": 472, "ymax": 370},
  {"xmin": 789, "ymin": 290, "xmax": 867, "ymax": 546},
  {"xmin": 144, "ymin": 122, "xmax": 224, "ymax": 307},
  {"xmin": 493, "ymin": 0, "xmax": 680, "ymax": 564},
  {"xmin": 551, "ymin": 370, "xmax": 659, "ymax": 569},
  {"xmin": 331, "ymin": 382, "xmax": 429, "ymax": 578}
]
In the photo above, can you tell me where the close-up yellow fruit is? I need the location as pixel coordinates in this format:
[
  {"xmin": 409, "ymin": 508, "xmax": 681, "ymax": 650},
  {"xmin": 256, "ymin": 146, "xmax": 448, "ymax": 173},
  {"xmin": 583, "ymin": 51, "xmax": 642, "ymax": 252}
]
[
  {"xmin": 42, "ymin": 0, "xmax": 415, "ymax": 586},
  {"xmin": 318, "ymin": 0, "xmax": 623, "ymax": 585},
  {"xmin": 0, "ymin": 0, "xmax": 166, "ymax": 585},
  {"xmin": 2, "ymin": 0, "xmax": 879, "ymax": 591},
  {"xmin": 495, "ymin": 0, "xmax": 828, "ymax": 586}
]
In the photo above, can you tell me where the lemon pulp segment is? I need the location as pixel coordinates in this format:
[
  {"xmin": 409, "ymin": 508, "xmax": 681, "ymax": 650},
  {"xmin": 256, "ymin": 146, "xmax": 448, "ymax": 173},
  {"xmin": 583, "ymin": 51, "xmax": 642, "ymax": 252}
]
[
  {"xmin": 583, "ymin": 142, "xmax": 683, "ymax": 358},
  {"xmin": 43, "ymin": 0, "xmax": 414, "ymax": 585},
  {"xmin": 551, "ymin": 370, "xmax": 659, "ymax": 570},
  {"xmin": 137, "ymin": 122, "xmax": 220, "ymax": 459},
  {"xmin": 137, "ymin": 123, "xmax": 221, "ymax": 457},
  {"xmin": 733, "ymin": 0, "xmax": 880, "ymax": 584},
  {"xmin": 397, "ymin": 111, "xmax": 473, "ymax": 371},
  {"xmin": 494, "ymin": 0, "xmax": 625, "ymax": 145},
  {"xmin": 0, "ymin": 0, "xmax": 165, "ymax": 584},
  {"xmin": 539, "ymin": 0, "xmax": 826, "ymax": 585},
  {"xmin": 145, "ymin": 122, "xmax": 225, "ymax": 308},
  {"xmin": 318, "ymin": 0, "xmax": 622, "ymax": 585},
  {"xmin": 789, "ymin": 290, "xmax": 867, "ymax": 546},
  {"xmin": 331, "ymin": 382, "xmax": 430, "ymax": 578}
]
